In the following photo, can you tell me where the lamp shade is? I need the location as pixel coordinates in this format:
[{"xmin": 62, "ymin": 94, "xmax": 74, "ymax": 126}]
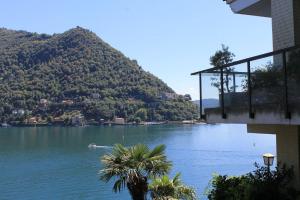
[{"xmin": 263, "ymin": 153, "xmax": 275, "ymax": 166}]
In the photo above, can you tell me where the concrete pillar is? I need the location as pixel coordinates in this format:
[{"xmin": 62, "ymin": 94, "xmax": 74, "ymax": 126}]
[
  {"xmin": 276, "ymin": 126, "xmax": 300, "ymax": 188},
  {"xmin": 248, "ymin": 124, "xmax": 300, "ymax": 189}
]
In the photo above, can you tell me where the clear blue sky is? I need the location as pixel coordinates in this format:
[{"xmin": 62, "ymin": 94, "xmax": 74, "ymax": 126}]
[{"xmin": 0, "ymin": 0, "xmax": 272, "ymax": 99}]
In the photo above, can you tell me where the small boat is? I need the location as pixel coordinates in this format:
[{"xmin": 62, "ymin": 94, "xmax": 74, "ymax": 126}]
[
  {"xmin": 88, "ymin": 143, "xmax": 97, "ymax": 148},
  {"xmin": 88, "ymin": 143, "xmax": 111, "ymax": 149},
  {"xmin": 182, "ymin": 120, "xmax": 195, "ymax": 124},
  {"xmin": 1, "ymin": 123, "xmax": 10, "ymax": 127}
]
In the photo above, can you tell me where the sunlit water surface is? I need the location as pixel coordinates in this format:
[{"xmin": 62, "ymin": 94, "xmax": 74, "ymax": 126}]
[{"xmin": 0, "ymin": 124, "xmax": 276, "ymax": 199}]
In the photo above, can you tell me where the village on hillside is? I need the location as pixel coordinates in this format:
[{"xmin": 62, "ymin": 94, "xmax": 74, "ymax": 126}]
[{"xmin": 2, "ymin": 92, "xmax": 198, "ymax": 127}]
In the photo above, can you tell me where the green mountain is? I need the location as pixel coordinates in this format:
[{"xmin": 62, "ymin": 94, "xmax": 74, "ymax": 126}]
[{"xmin": 0, "ymin": 27, "xmax": 197, "ymax": 123}]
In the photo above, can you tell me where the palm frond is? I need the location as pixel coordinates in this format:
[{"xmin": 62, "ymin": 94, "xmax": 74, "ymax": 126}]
[
  {"xmin": 149, "ymin": 174, "xmax": 198, "ymax": 200},
  {"xmin": 147, "ymin": 144, "xmax": 166, "ymax": 158},
  {"xmin": 112, "ymin": 177, "xmax": 127, "ymax": 193},
  {"xmin": 99, "ymin": 143, "xmax": 172, "ymax": 196}
]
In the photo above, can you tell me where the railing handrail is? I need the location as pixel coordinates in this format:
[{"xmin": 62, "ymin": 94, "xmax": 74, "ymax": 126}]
[
  {"xmin": 192, "ymin": 45, "xmax": 300, "ymax": 120},
  {"xmin": 191, "ymin": 45, "xmax": 300, "ymax": 75}
]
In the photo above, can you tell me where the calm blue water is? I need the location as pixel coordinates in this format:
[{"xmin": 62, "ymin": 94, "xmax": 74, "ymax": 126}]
[{"xmin": 0, "ymin": 124, "xmax": 276, "ymax": 200}]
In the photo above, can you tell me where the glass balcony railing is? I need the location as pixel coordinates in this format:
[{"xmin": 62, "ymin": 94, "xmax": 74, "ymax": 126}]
[{"xmin": 192, "ymin": 45, "xmax": 300, "ymax": 120}]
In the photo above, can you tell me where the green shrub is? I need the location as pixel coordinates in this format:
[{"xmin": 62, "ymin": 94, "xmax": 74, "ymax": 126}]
[{"xmin": 207, "ymin": 163, "xmax": 299, "ymax": 200}]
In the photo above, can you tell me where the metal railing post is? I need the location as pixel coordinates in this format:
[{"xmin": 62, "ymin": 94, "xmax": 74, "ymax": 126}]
[
  {"xmin": 233, "ymin": 72, "xmax": 236, "ymax": 93},
  {"xmin": 247, "ymin": 61, "xmax": 255, "ymax": 118},
  {"xmin": 282, "ymin": 51, "xmax": 291, "ymax": 119},
  {"xmin": 220, "ymin": 68, "xmax": 226, "ymax": 119},
  {"xmin": 199, "ymin": 73, "xmax": 204, "ymax": 119}
]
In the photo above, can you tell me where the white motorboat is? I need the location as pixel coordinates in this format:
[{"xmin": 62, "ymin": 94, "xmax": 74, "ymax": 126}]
[
  {"xmin": 88, "ymin": 143, "xmax": 97, "ymax": 148},
  {"xmin": 1, "ymin": 123, "xmax": 10, "ymax": 127},
  {"xmin": 88, "ymin": 143, "xmax": 111, "ymax": 149}
]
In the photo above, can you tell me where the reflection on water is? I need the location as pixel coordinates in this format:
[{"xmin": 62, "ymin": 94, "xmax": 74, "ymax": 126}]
[{"xmin": 0, "ymin": 124, "xmax": 275, "ymax": 200}]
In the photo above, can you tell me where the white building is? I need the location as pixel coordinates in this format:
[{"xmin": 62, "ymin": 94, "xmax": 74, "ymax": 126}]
[
  {"xmin": 40, "ymin": 99, "xmax": 48, "ymax": 104},
  {"xmin": 193, "ymin": 0, "xmax": 300, "ymax": 189},
  {"xmin": 71, "ymin": 115, "xmax": 85, "ymax": 126},
  {"xmin": 160, "ymin": 92, "xmax": 178, "ymax": 100},
  {"xmin": 12, "ymin": 109, "xmax": 25, "ymax": 116},
  {"xmin": 18, "ymin": 109, "xmax": 25, "ymax": 115},
  {"xmin": 91, "ymin": 93, "xmax": 100, "ymax": 99},
  {"xmin": 114, "ymin": 117, "xmax": 125, "ymax": 125}
]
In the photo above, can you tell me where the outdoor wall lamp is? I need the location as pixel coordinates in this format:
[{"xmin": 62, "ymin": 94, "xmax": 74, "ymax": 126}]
[{"xmin": 263, "ymin": 153, "xmax": 275, "ymax": 172}]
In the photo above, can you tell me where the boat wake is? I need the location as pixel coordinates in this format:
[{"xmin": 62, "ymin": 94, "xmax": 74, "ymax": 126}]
[{"xmin": 88, "ymin": 143, "xmax": 112, "ymax": 149}]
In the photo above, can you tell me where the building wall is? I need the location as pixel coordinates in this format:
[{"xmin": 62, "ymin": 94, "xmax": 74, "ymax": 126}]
[
  {"xmin": 272, "ymin": 0, "xmax": 295, "ymax": 50},
  {"xmin": 271, "ymin": 0, "xmax": 300, "ymax": 50},
  {"xmin": 293, "ymin": 0, "xmax": 300, "ymax": 45},
  {"xmin": 114, "ymin": 118, "xmax": 125, "ymax": 124},
  {"xmin": 276, "ymin": 126, "xmax": 300, "ymax": 188},
  {"xmin": 247, "ymin": 124, "xmax": 300, "ymax": 189}
]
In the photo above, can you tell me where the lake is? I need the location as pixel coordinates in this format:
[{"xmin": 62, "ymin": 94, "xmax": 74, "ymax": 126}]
[{"xmin": 0, "ymin": 124, "xmax": 276, "ymax": 199}]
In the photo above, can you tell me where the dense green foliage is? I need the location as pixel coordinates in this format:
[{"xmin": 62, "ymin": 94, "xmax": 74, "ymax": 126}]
[
  {"xmin": 100, "ymin": 144, "xmax": 197, "ymax": 200},
  {"xmin": 207, "ymin": 163, "xmax": 299, "ymax": 200},
  {"xmin": 0, "ymin": 27, "xmax": 197, "ymax": 123},
  {"xmin": 100, "ymin": 144, "xmax": 172, "ymax": 200},
  {"xmin": 149, "ymin": 173, "xmax": 197, "ymax": 200}
]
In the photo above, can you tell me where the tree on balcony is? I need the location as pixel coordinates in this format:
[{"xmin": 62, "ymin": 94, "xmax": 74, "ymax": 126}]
[{"xmin": 210, "ymin": 45, "xmax": 235, "ymax": 93}]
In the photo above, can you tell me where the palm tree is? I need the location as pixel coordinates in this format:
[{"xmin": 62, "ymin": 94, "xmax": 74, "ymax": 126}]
[
  {"xmin": 149, "ymin": 173, "xmax": 197, "ymax": 200},
  {"xmin": 100, "ymin": 144, "xmax": 172, "ymax": 200}
]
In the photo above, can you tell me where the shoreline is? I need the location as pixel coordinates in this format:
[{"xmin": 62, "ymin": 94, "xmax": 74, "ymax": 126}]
[{"xmin": 1, "ymin": 120, "xmax": 206, "ymax": 128}]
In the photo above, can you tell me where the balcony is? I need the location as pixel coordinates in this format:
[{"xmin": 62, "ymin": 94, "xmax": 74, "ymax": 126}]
[
  {"xmin": 224, "ymin": 0, "xmax": 271, "ymax": 17},
  {"xmin": 192, "ymin": 46, "xmax": 300, "ymax": 125}
]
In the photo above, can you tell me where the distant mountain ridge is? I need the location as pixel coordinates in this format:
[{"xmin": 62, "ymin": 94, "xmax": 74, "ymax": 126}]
[
  {"xmin": 193, "ymin": 99, "xmax": 219, "ymax": 111},
  {"xmin": 0, "ymin": 27, "xmax": 197, "ymax": 122}
]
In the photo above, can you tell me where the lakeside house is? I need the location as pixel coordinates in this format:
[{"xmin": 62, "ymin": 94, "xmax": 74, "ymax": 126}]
[
  {"xmin": 12, "ymin": 109, "xmax": 25, "ymax": 116},
  {"xmin": 193, "ymin": 0, "xmax": 300, "ymax": 190},
  {"xmin": 160, "ymin": 92, "xmax": 178, "ymax": 100},
  {"xmin": 39, "ymin": 99, "xmax": 48, "ymax": 107},
  {"xmin": 91, "ymin": 93, "xmax": 100, "ymax": 99},
  {"xmin": 184, "ymin": 94, "xmax": 192, "ymax": 101},
  {"xmin": 71, "ymin": 114, "xmax": 85, "ymax": 126},
  {"xmin": 114, "ymin": 117, "xmax": 125, "ymax": 125},
  {"xmin": 52, "ymin": 117, "xmax": 65, "ymax": 125},
  {"xmin": 62, "ymin": 100, "xmax": 74, "ymax": 106},
  {"xmin": 27, "ymin": 117, "xmax": 37, "ymax": 124}
]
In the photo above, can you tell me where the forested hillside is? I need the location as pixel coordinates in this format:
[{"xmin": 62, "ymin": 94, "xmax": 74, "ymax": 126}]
[{"xmin": 0, "ymin": 27, "xmax": 197, "ymax": 123}]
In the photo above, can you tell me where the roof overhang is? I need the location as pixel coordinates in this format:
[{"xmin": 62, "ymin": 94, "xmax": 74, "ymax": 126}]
[{"xmin": 226, "ymin": 0, "xmax": 271, "ymax": 18}]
